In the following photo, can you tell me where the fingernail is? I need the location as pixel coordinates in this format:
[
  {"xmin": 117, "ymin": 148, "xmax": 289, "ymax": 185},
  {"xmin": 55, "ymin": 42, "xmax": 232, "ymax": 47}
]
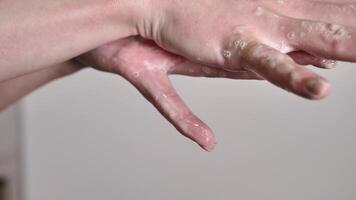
[
  {"xmin": 304, "ymin": 78, "xmax": 331, "ymax": 99},
  {"xmin": 202, "ymin": 136, "xmax": 217, "ymax": 152},
  {"xmin": 203, "ymin": 141, "xmax": 217, "ymax": 152}
]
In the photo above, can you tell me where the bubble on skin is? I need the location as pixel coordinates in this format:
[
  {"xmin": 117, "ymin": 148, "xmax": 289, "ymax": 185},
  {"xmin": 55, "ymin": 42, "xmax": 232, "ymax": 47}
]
[
  {"xmin": 287, "ymin": 32, "xmax": 296, "ymax": 40},
  {"xmin": 301, "ymin": 21, "xmax": 313, "ymax": 33},
  {"xmin": 276, "ymin": 0, "xmax": 285, "ymax": 5},
  {"xmin": 169, "ymin": 111, "xmax": 177, "ymax": 119},
  {"xmin": 219, "ymin": 71, "xmax": 228, "ymax": 77},
  {"xmin": 202, "ymin": 129, "xmax": 208, "ymax": 136},
  {"xmin": 132, "ymin": 71, "xmax": 140, "ymax": 78},
  {"xmin": 260, "ymin": 52, "xmax": 278, "ymax": 69},
  {"xmin": 202, "ymin": 67, "xmax": 213, "ymax": 74},
  {"xmin": 348, "ymin": 4, "xmax": 356, "ymax": 12},
  {"xmin": 188, "ymin": 68, "xmax": 195, "ymax": 73},
  {"xmin": 277, "ymin": 41, "xmax": 290, "ymax": 53},
  {"xmin": 340, "ymin": 4, "xmax": 356, "ymax": 13},
  {"xmin": 154, "ymin": 93, "xmax": 159, "ymax": 101},
  {"xmin": 234, "ymin": 39, "xmax": 248, "ymax": 51},
  {"xmin": 153, "ymin": 92, "xmax": 169, "ymax": 102},
  {"xmin": 321, "ymin": 59, "xmax": 336, "ymax": 68},
  {"xmin": 313, "ymin": 23, "xmax": 351, "ymax": 40},
  {"xmin": 254, "ymin": 6, "xmax": 264, "ymax": 16},
  {"xmin": 279, "ymin": 26, "xmax": 286, "ymax": 31},
  {"xmin": 143, "ymin": 59, "xmax": 172, "ymax": 71},
  {"xmin": 223, "ymin": 50, "xmax": 232, "ymax": 59},
  {"xmin": 326, "ymin": 24, "xmax": 351, "ymax": 40},
  {"xmin": 249, "ymin": 44, "xmax": 263, "ymax": 58},
  {"xmin": 277, "ymin": 63, "xmax": 294, "ymax": 74},
  {"xmin": 222, "ymin": 39, "xmax": 247, "ymax": 71}
]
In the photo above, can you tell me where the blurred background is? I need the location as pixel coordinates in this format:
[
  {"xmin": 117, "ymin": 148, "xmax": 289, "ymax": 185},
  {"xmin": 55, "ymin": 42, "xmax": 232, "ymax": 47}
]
[{"xmin": 0, "ymin": 62, "xmax": 355, "ymax": 200}]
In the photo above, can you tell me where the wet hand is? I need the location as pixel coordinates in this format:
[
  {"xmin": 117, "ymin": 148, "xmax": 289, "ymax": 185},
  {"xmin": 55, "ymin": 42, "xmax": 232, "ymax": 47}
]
[
  {"xmin": 78, "ymin": 36, "xmax": 263, "ymax": 151},
  {"xmin": 136, "ymin": 0, "xmax": 356, "ymax": 99}
]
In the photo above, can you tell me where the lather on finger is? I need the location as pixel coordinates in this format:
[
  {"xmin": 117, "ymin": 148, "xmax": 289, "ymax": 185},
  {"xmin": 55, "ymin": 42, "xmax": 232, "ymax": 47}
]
[
  {"xmin": 267, "ymin": 0, "xmax": 356, "ymax": 28},
  {"xmin": 279, "ymin": 16, "xmax": 356, "ymax": 62},
  {"xmin": 123, "ymin": 70, "xmax": 217, "ymax": 151},
  {"xmin": 221, "ymin": 35, "xmax": 331, "ymax": 100}
]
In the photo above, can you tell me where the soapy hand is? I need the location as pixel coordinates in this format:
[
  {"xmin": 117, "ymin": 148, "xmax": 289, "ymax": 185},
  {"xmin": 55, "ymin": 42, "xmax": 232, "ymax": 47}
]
[
  {"xmin": 78, "ymin": 36, "xmax": 262, "ymax": 151},
  {"xmin": 79, "ymin": 0, "xmax": 356, "ymax": 151},
  {"xmin": 135, "ymin": 0, "xmax": 356, "ymax": 99},
  {"xmin": 78, "ymin": 36, "xmax": 338, "ymax": 151}
]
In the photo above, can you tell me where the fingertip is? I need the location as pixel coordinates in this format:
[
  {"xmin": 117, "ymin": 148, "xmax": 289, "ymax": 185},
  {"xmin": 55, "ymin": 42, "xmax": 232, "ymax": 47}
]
[
  {"xmin": 303, "ymin": 78, "xmax": 332, "ymax": 100},
  {"xmin": 202, "ymin": 143, "xmax": 217, "ymax": 152},
  {"xmin": 201, "ymin": 135, "xmax": 217, "ymax": 152},
  {"xmin": 193, "ymin": 126, "xmax": 216, "ymax": 152}
]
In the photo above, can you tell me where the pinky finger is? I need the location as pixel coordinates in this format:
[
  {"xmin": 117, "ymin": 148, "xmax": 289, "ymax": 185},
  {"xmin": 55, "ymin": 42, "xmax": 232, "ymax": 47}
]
[
  {"xmin": 288, "ymin": 51, "xmax": 337, "ymax": 69},
  {"xmin": 170, "ymin": 61, "xmax": 264, "ymax": 80}
]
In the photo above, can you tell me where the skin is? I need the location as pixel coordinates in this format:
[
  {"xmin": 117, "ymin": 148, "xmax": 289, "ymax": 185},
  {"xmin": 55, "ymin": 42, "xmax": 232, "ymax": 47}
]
[
  {"xmin": 0, "ymin": 61, "xmax": 82, "ymax": 110},
  {"xmin": 0, "ymin": 36, "xmax": 338, "ymax": 151},
  {"xmin": 2, "ymin": 0, "xmax": 356, "ymax": 150},
  {"xmin": 139, "ymin": 0, "xmax": 356, "ymax": 99},
  {"xmin": 80, "ymin": 37, "xmax": 263, "ymax": 151},
  {"xmin": 0, "ymin": 0, "xmax": 143, "ymax": 81},
  {"xmin": 0, "ymin": 37, "xmax": 259, "ymax": 151},
  {"xmin": 0, "ymin": 0, "xmax": 350, "ymax": 88},
  {"xmin": 78, "ymin": 37, "xmax": 338, "ymax": 151}
]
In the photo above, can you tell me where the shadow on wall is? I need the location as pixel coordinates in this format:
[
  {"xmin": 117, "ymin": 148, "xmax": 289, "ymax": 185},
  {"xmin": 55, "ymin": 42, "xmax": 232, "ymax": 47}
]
[{"xmin": 0, "ymin": 178, "xmax": 6, "ymax": 200}]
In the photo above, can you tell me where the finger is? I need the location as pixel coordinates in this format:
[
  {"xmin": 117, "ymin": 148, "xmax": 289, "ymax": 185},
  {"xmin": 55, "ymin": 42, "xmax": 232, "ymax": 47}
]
[
  {"xmin": 270, "ymin": 1, "xmax": 356, "ymax": 27},
  {"xmin": 225, "ymin": 38, "xmax": 331, "ymax": 100},
  {"xmin": 288, "ymin": 51, "xmax": 337, "ymax": 69},
  {"xmin": 124, "ymin": 71, "xmax": 216, "ymax": 151},
  {"xmin": 280, "ymin": 17, "xmax": 356, "ymax": 62},
  {"xmin": 170, "ymin": 61, "xmax": 264, "ymax": 80}
]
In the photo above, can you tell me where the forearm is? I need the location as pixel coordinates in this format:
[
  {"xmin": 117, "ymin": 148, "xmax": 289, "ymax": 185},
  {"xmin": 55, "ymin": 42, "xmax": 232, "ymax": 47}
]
[
  {"xmin": 0, "ymin": 0, "xmax": 145, "ymax": 82},
  {"xmin": 0, "ymin": 61, "xmax": 82, "ymax": 111}
]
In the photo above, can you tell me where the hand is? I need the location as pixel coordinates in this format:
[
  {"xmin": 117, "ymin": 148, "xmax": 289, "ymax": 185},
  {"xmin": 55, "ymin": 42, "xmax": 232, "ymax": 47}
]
[
  {"xmin": 78, "ymin": 36, "xmax": 264, "ymax": 151},
  {"xmin": 136, "ymin": 0, "xmax": 356, "ymax": 99},
  {"xmin": 78, "ymin": 0, "xmax": 355, "ymax": 150},
  {"xmin": 77, "ymin": 36, "xmax": 339, "ymax": 151}
]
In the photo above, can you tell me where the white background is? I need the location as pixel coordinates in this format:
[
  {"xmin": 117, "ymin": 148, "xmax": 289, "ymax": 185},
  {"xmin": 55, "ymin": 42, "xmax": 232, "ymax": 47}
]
[{"xmin": 20, "ymin": 62, "xmax": 356, "ymax": 200}]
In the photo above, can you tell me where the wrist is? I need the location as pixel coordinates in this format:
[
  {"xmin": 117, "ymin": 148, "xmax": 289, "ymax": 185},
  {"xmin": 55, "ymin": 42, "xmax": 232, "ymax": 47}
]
[
  {"xmin": 116, "ymin": 0, "xmax": 166, "ymax": 39},
  {"xmin": 107, "ymin": 0, "xmax": 157, "ymax": 37}
]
